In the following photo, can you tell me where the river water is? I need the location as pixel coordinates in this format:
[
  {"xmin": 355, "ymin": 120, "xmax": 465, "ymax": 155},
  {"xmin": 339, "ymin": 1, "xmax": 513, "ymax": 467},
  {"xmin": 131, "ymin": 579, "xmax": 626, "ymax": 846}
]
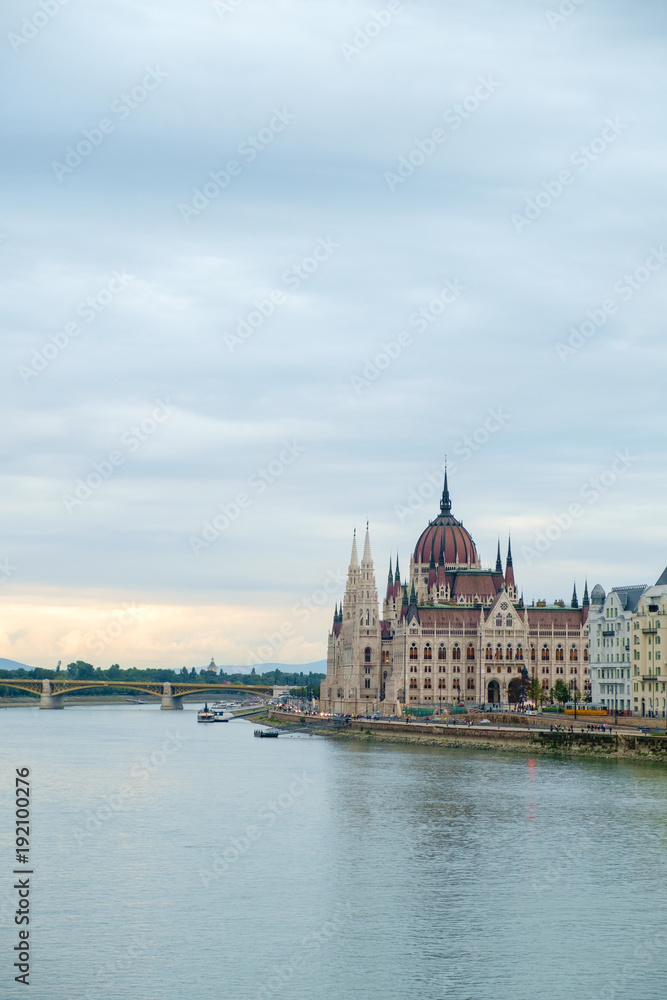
[{"xmin": 1, "ymin": 705, "xmax": 666, "ymax": 999}]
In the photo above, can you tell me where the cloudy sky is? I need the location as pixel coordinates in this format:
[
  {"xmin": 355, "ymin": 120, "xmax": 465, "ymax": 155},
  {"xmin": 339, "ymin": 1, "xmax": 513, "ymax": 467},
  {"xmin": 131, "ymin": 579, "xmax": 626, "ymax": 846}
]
[{"xmin": 1, "ymin": 0, "xmax": 666, "ymax": 669}]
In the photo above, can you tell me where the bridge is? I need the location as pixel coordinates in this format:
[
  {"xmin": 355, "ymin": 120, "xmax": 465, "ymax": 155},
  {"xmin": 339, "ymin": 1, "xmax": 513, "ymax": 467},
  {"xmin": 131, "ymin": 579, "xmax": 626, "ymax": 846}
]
[{"xmin": 0, "ymin": 679, "xmax": 274, "ymax": 710}]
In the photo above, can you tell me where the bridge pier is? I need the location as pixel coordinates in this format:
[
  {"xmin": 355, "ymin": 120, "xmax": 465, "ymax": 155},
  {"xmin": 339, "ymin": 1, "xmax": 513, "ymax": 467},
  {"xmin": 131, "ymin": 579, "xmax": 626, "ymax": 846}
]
[
  {"xmin": 39, "ymin": 681, "xmax": 64, "ymax": 709},
  {"xmin": 160, "ymin": 683, "xmax": 183, "ymax": 710}
]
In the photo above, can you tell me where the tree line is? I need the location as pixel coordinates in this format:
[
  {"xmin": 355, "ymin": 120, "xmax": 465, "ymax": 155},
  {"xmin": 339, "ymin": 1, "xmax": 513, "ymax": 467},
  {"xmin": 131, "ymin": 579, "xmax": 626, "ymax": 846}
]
[{"xmin": 0, "ymin": 662, "xmax": 324, "ymax": 698}]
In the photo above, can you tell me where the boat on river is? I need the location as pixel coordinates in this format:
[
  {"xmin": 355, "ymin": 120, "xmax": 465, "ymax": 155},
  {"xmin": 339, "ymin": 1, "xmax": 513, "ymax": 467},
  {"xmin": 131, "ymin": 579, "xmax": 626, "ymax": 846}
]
[
  {"xmin": 254, "ymin": 729, "xmax": 279, "ymax": 738},
  {"xmin": 211, "ymin": 704, "xmax": 233, "ymax": 722},
  {"xmin": 197, "ymin": 704, "xmax": 215, "ymax": 723}
]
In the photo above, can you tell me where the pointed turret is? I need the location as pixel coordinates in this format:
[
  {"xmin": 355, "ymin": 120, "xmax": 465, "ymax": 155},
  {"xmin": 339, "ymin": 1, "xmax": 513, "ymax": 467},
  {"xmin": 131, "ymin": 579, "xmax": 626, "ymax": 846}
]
[
  {"xmin": 582, "ymin": 580, "xmax": 590, "ymax": 607},
  {"xmin": 402, "ymin": 583, "xmax": 408, "ymax": 606},
  {"xmin": 349, "ymin": 529, "xmax": 359, "ymax": 568},
  {"xmin": 505, "ymin": 536, "xmax": 515, "ymax": 591},
  {"xmin": 407, "ymin": 579, "xmax": 420, "ymax": 624},
  {"xmin": 440, "ymin": 465, "xmax": 452, "ymax": 515},
  {"xmin": 495, "ymin": 539, "xmax": 502, "ymax": 574},
  {"xmin": 385, "ymin": 557, "xmax": 394, "ymax": 603},
  {"xmin": 362, "ymin": 521, "xmax": 372, "ymax": 566},
  {"xmin": 571, "ymin": 582, "xmax": 579, "ymax": 609}
]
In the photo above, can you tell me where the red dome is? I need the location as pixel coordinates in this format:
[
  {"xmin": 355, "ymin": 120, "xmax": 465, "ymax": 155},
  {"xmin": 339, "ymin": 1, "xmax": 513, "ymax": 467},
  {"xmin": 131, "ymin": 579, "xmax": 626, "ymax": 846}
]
[
  {"xmin": 413, "ymin": 472, "xmax": 478, "ymax": 567},
  {"xmin": 414, "ymin": 513, "xmax": 478, "ymax": 567}
]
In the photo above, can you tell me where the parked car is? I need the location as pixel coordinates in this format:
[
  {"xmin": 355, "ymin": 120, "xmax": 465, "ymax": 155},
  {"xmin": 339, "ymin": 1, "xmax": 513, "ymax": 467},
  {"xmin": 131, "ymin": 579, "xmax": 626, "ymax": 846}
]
[{"xmin": 478, "ymin": 719, "xmax": 491, "ymax": 725}]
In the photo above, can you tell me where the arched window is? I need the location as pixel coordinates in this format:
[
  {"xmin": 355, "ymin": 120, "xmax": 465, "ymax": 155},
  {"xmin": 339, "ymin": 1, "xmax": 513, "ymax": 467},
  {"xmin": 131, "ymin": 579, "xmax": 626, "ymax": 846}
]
[
  {"xmin": 555, "ymin": 646, "xmax": 564, "ymax": 662},
  {"xmin": 541, "ymin": 645, "xmax": 550, "ymax": 662},
  {"xmin": 506, "ymin": 614, "xmax": 512, "ymax": 627},
  {"xmin": 438, "ymin": 678, "xmax": 446, "ymax": 689},
  {"xmin": 485, "ymin": 644, "xmax": 493, "ymax": 661},
  {"xmin": 466, "ymin": 678, "xmax": 475, "ymax": 690},
  {"xmin": 409, "ymin": 678, "xmax": 417, "ymax": 690},
  {"xmin": 570, "ymin": 646, "xmax": 578, "ymax": 662},
  {"xmin": 424, "ymin": 645, "xmax": 432, "ymax": 660},
  {"xmin": 364, "ymin": 678, "xmax": 371, "ymax": 689},
  {"xmin": 438, "ymin": 644, "xmax": 446, "ymax": 660},
  {"xmin": 366, "ymin": 610, "xmax": 370, "ymax": 626},
  {"xmin": 466, "ymin": 644, "xmax": 475, "ymax": 660},
  {"xmin": 583, "ymin": 649, "xmax": 589, "ymax": 663},
  {"xmin": 409, "ymin": 645, "xmax": 418, "ymax": 661},
  {"xmin": 452, "ymin": 644, "xmax": 461, "ymax": 661},
  {"xmin": 424, "ymin": 678, "xmax": 432, "ymax": 689},
  {"xmin": 516, "ymin": 645, "xmax": 523, "ymax": 660},
  {"xmin": 495, "ymin": 644, "xmax": 503, "ymax": 661},
  {"xmin": 506, "ymin": 645, "xmax": 512, "ymax": 661},
  {"xmin": 364, "ymin": 647, "xmax": 371, "ymax": 663},
  {"xmin": 495, "ymin": 615, "xmax": 503, "ymax": 627},
  {"xmin": 337, "ymin": 688, "xmax": 343, "ymax": 698},
  {"xmin": 530, "ymin": 645, "xmax": 536, "ymax": 662}
]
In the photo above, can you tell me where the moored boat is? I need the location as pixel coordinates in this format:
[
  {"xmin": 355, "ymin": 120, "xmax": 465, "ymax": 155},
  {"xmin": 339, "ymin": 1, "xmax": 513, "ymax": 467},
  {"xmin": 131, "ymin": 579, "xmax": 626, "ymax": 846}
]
[
  {"xmin": 197, "ymin": 703, "xmax": 215, "ymax": 723},
  {"xmin": 254, "ymin": 728, "xmax": 279, "ymax": 738}
]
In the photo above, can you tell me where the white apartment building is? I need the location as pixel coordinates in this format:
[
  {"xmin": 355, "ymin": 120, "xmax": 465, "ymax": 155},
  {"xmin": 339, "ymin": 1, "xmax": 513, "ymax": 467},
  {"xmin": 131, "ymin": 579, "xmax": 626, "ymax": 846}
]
[{"xmin": 588, "ymin": 583, "xmax": 645, "ymax": 714}]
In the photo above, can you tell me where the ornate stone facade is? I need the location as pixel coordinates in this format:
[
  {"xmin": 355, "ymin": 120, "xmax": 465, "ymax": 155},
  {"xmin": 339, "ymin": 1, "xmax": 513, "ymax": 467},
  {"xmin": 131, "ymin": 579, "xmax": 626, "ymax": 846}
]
[{"xmin": 320, "ymin": 474, "xmax": 591, "ymax": 715}]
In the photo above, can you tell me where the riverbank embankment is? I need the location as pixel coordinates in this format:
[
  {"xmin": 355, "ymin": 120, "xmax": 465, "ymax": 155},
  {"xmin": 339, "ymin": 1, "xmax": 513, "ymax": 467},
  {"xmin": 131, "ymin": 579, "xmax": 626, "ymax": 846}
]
[{"xmin": 264, "ymin": 710, "xmax": 667, "ymax": 760}]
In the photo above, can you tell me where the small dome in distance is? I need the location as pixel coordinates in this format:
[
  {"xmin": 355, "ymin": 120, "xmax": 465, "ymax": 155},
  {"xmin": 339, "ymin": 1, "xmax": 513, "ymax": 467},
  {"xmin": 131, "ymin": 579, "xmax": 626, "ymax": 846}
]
[{"xmin": 590, "ymin": 584, "xmax": 606, "ymax": 606}]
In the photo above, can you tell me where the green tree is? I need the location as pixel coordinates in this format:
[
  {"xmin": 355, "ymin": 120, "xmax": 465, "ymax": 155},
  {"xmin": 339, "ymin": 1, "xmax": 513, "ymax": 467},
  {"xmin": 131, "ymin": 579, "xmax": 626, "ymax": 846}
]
[
  {"xmin": 528, "ymin": 677, "xmax": 542, "ymax": 705},
  {"xmin": 552, "ymin": 679, "xmax": 569, "ymax": 708}
]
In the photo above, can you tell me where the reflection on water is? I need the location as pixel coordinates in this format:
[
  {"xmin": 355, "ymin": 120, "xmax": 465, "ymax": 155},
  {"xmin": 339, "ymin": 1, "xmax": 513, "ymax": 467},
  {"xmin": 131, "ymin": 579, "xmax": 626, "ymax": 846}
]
[{"xmin": 1, "ymin": 705, "xmax": 666, "ymax": 1000}]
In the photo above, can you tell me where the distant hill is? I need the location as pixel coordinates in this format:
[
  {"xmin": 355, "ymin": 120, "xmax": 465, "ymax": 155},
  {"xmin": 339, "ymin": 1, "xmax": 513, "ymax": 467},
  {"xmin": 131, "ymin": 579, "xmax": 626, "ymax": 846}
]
[
  {"xmin": 0, "ymin": 658, "xmax": 36, "ymax": 671},
  {"xmin": 203, "ymin": 660, "xmax": 326, "ymax": 675}
]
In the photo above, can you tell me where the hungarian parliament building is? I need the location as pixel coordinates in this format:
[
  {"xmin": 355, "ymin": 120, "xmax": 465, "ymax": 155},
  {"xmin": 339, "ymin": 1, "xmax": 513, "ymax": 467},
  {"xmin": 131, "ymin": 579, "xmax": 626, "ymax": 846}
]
[{"xmin": 319, "ymin": 473, "xmax": 592, "ymax": 715}]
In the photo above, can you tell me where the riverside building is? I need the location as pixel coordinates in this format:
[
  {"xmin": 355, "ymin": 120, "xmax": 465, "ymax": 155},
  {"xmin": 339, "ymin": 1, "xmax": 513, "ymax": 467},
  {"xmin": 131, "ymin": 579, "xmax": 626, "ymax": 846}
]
[
  {"xmin": 319, "ymin": 473, "xmax": 591, "ymax": 716},
  {"xmin": 587, "ymin": 583, "xmax": 644, "ymax": 715},
  {"xmin": 632, "ymin": 573, "xmax": 667, "ymax": 718}
]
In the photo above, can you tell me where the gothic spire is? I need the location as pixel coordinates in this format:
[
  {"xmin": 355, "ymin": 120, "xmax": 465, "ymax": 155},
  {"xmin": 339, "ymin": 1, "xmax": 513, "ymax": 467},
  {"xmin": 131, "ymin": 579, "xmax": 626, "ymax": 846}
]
[
  {"xmin": 505, "ymin": 535, "xmax": 515, "ymax": 591},
  {"xmin": 402, "ymin": 583, "xmax": 408, "ymax": 606},
  {"xmin": 582, "ymin": 580, "xmax": 590, "ymax": 607},
  {"xmin": 395, "ymin": 555, "xmax": 400, "ymax": 583},
  {"xmin": 349, "ymin": 529, "xmax": 359, "ymax": 568},
  {"xmin": 571, "ymin": 581, "xmax": 579, "ymax": 609},
  {"xmin": 387, "ymin": 557, "xmax": 394, "ymax": 586},
  {"xmin": 495, "ymin": 538, "xmax": 502, "ymax": 574},
  {"xmin": 440, "ymin": 465, "xmax": 452, "ymax": 515},
  {"xmin": 362, "ymin": 522, "xmax": 372, "ymax": 565}
]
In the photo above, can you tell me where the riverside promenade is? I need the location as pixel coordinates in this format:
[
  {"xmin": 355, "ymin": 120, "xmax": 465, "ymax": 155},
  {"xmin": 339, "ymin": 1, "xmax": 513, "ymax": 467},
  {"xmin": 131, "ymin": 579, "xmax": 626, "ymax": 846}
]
[{"xmin": 267, "ymin": 710, "xmax": 667, "ymax": 758}]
